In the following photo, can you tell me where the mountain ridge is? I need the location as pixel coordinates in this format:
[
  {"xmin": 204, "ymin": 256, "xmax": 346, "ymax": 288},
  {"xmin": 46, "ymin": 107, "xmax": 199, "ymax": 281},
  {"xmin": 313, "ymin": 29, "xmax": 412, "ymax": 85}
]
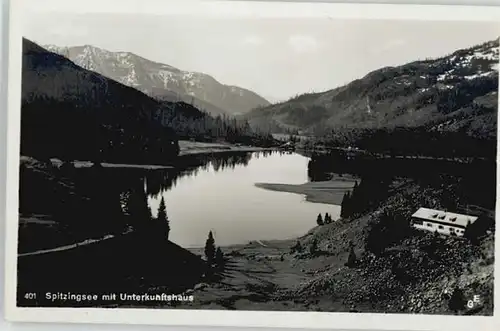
[
  {"xmin": 21, "ymin": 38, "xmax": 181, "ymax": 164},
  {"xmin": 245, "ymin": 38, "xmax": 499, "ymax": 140},
  {"xmin": 43, "ymin": 43, "xmax": 270, "ymax": 116}
]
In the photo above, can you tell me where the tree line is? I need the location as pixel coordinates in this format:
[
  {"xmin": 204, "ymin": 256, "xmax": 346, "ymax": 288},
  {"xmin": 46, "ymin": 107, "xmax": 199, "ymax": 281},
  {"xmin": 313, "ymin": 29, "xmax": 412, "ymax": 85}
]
[
  {"xmin": 20, "ymin": 160, "xmax": 234, "ymax": 286},
  {"xmin": 203, "ymin": 231, "xmax": 226, "ymax": 281},
  {"xmin": 158, "ymin": 102, "xmax": 277, "ymax": 147},
  {"xmin": 21, "ymin": 39, "xmax": 278, "ymax": 167},
  {"xmin": 340, "ymin": 177, "xmax": 391, "ymax": 219},
  {"xmin": 316, "ymin": 212, "xmax": 333, "ymax": 226},
  {"xmin": 21, "ymin": 97, "xmax": 180, "ymax": 166},
  {"xmin": 311, "ymin": 126, "xmax": 496, "ymax": 160},
  {"xmin": 304, "ymin": 73, "xmax": 497, "ymax": 160},
  {"xmin": 22, "ymin": 97, "xmax": 277, "ymax": 166}
]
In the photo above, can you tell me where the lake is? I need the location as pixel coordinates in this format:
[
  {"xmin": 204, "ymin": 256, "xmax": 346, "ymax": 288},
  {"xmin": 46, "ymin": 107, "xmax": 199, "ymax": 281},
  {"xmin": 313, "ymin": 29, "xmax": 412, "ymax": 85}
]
[{"xmin": 146, "ymin": 151, "xmax": 341, "ymax": 248}]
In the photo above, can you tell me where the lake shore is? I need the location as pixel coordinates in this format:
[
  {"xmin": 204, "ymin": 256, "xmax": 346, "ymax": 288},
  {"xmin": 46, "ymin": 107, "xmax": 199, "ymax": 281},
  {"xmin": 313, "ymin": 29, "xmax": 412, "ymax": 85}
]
[
  {"xmin": 181, "ymin": 175, "xmax": 494, "ymax": 314},
  {"xmin": 255, "ymin": 174, "xmax": 357, "ymax": 205},
  {"xmin": 76, "ymin": 161, "xmax": 173, "ymax": 170},
  {"xmin": 21, "ymin": 141, "xmax": 275, "ymax": 171},
  {"xmin": 181, "ymin": 175, "xmax": 359, "ymax": 310},
  {"xmin": 178, "ymin": 140, "xmax": 274, "ymax": 156}
]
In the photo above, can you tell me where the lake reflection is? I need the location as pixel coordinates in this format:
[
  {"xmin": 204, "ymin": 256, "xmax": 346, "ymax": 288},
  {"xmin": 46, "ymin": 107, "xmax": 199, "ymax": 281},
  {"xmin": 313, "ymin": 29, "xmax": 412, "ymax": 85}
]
[{"xmin": 146, "ymin": 151, "xmax": 340, "ymax": 248}]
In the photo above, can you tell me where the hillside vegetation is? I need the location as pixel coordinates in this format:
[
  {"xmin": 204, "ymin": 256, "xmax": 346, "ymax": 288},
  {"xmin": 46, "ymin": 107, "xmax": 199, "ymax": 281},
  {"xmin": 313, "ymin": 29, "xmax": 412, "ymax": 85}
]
[
  {"xmin": 276, "ymin": 174, "xmax": 495, "ymax": 315},
  {"xmin": 22, "ymin": 38, "xmax": 180, "ymax": 164},
  {"xmin": 181, "ymin": 173, "xmax": 494, "ymax": 315},
  {"xmin": 246, "ymin": 39, "xmax": 499, "ymax": 146},
  {"xmin": 22, "ymin": 38, "xmax": 277, "ymax": 165}
]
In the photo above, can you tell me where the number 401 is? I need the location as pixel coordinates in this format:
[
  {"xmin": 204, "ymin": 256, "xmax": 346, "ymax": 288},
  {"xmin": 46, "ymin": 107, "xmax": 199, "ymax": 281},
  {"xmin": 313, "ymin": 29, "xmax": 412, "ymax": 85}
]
[{"xmin": 24, "ymin": 293, "xmax": 36, "ymax": 300}]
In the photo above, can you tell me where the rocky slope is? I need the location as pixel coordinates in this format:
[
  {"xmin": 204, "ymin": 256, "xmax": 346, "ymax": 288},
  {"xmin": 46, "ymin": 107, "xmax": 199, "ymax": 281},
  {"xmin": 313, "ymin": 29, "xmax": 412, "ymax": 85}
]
[
  {"xmin": 178, "ymin": 177, "xmax": 494, "ymax": 315},
  {"xmin": 275, "ymin": 177, "xmax": 495, "ymax": 315},
  {"xmin": 246, "ymin": 38, "xmax": 499, "ymax": 138},
  {"xmin": 44, "ymin": 44, "xmax": 270, "ymax": 116}
]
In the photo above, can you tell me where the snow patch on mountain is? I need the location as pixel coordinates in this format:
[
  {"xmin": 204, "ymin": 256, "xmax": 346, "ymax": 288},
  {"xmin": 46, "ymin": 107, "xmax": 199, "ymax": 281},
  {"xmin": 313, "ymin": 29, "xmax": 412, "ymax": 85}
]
[
  {"xmin": 464, "ymin": 72, "xmax": 496, "ymax": 80},
  {"xmin": 38, "ymin": 43, "xmax": 266, "ymax": 115},
  {"xmin": 156, "ymin": 70, "xmax": 176, "ymax": 89},
  {"xmin": 436, "ymin": 41, "xmax": 498, "ymax": 84},
  {"xmin": 229, "ymin": 86, "xmax": 245, "ymax": 97}
]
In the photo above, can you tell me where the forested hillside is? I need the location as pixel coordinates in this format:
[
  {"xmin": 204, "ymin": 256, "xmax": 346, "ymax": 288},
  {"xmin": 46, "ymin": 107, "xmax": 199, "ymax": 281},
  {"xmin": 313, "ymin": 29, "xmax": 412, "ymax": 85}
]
[
  {"xmin": 246, "ymin": 38, "xmax": 499, "ymax": 157},
  {"xmin": 22, "ymin": 38, "xmax": 180, "ymax": 165},
  {"xmin": 21, "ymin": 38, "xmax": 276, "ymax": 165}
]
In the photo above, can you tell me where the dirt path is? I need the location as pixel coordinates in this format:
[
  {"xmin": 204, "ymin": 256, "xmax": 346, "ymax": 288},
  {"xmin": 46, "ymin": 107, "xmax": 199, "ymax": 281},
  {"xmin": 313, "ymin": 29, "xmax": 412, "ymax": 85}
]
[
  {"xmin": 255, "ymin": 240, "xmax": 268, "ymax": 247},
  {"xmin": 18, "ymin": 234, "xmax": 116, "ymax": 257}
]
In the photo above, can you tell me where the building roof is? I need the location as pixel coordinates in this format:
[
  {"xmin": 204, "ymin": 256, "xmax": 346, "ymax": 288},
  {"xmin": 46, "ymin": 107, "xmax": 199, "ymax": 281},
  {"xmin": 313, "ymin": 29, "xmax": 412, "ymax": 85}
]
[{"xmin": 411, "ymin": 207, "xmax": 478, "ymax": 228}]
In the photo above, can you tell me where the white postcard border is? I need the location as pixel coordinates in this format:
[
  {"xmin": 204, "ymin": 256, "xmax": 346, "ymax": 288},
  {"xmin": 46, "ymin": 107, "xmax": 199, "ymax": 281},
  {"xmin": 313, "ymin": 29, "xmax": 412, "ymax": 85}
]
[{"xmin": 3, "ymin": 0, "xmax": 500, "ymax": 330}]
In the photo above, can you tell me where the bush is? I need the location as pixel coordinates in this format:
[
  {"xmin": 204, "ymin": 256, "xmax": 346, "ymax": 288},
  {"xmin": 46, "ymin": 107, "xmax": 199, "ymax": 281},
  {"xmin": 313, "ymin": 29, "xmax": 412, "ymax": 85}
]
[
  {"xmin": 309, "ymin": 239, "xmax": 319, "ymax": 256},
  {"xmin": 365, "ymin": 210, "xmax": 414, "ymax": 255},
  {"xmin": 464, "ymin": 215, "xmax": 494, "ymax": 245},
  {"xmin": 290, "ymin": 240, "xmax": 303, "ymax": 253},
  {"xmin": 448, "ymin": 287, "xmax": 466, "ymax": 313},
  {"xmin": 316, "ymin": 213, "xmax": 324, "ymax": 226},
  {"xmin": 345, "ymin": 246, "xmax": 357, "ymax": 268},
  {"xmin": 215, "ymin": 247, "xmax": 225, "ymax": 271}
]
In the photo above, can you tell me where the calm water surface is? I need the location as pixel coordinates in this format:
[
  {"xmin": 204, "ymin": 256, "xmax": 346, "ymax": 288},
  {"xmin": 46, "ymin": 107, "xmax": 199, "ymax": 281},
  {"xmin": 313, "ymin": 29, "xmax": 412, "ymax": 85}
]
[{"xmin": 147, "ymin": 152, "xmax": 340, "ymax": 248}]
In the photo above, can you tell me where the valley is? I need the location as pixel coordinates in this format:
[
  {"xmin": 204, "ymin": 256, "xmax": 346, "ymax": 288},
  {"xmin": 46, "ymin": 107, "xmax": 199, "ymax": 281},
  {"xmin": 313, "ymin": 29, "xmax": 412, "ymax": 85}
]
[{"xmin": 16, "ymin": 31, "xmax": 498, "ymax": 316}]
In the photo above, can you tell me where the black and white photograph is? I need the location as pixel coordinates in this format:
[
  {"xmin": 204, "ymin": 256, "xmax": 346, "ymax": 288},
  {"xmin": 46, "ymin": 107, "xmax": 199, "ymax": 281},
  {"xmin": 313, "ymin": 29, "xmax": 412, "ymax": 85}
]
[{"xmin": 3, "ymin": 0, "xmax": 500, "ymax": 329}]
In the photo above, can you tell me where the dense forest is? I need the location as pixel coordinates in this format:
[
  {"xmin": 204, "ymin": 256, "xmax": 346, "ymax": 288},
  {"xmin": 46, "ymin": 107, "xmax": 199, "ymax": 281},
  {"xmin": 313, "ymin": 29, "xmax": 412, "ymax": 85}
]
[
  {"xmin": 18, "ymin": 151, "xmax": 256, "ymax": 252},
  {"xmin": 306, "ymin": 126, "xmax": 496, "ymax": 159},
  {"xmin": 17, "ymin": 160, "xmax": 207, "ymax": 301},
  {"xmin": 306, "ymin": 72, "xmax": 498, "ymax": 158},
  {"xmin": 158, "ymin": 101, "xmax": 275, "ymax": 146}
]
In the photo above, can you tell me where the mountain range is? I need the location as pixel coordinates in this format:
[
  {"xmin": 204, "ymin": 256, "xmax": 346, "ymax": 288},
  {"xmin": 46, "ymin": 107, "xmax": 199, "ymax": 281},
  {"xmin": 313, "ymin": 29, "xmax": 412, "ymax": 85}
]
[
  {"xmin": 21, "ymin": 38, "xmax": 182, "ymax": 164},
  {"xmin": 245, "ymin": 38, "xmax": 499, "ymax": 140},
  {"xmin": 21, "ymin": 37, "xmax": 276, "ymax": 164},
  {"xmin": 43, "ymin": 44, "xmax": 270, "ymax": 116}
]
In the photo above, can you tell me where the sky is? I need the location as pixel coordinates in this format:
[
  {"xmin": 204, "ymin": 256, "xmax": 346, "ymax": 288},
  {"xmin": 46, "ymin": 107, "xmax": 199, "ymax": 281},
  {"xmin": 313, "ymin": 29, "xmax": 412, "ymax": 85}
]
[{"xmin": 21, "ymin": 0, "xmax": 500, "ymax": 102}]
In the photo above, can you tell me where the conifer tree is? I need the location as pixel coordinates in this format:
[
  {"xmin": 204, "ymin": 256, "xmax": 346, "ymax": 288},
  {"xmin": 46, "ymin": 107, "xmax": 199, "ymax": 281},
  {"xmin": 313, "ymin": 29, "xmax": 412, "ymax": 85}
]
[
  {"xmin": 341, "ymin": 192, "xmax": 351, "ymax": 218},
  {"xmin": 341, "ymin": 193, "xmax": 346, "ymax": 217},
  {"xmin": 125, "ymin": 188, "xmax": 152, "ymax": 232},
  {"xmin": 215, "ymin": 247, "xmax": 225, "ymax": 271},
  {"xmin": 316, "ymin": 213, "xmax": 324, "ymax": 226},
  {"xmin": 156, "ymin": 196, "xmax": 170, "ymax": 240},
  {"xmin": 345, "ymin": 246, "xmax": 357, "ymax": 267},
  {"xmin": 309, "ymin": 239, "xmax": 318, "ymax": 256},
  {"xmin": 204, "ymin": 231, "xmax": 216, "ymax": 266}
]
